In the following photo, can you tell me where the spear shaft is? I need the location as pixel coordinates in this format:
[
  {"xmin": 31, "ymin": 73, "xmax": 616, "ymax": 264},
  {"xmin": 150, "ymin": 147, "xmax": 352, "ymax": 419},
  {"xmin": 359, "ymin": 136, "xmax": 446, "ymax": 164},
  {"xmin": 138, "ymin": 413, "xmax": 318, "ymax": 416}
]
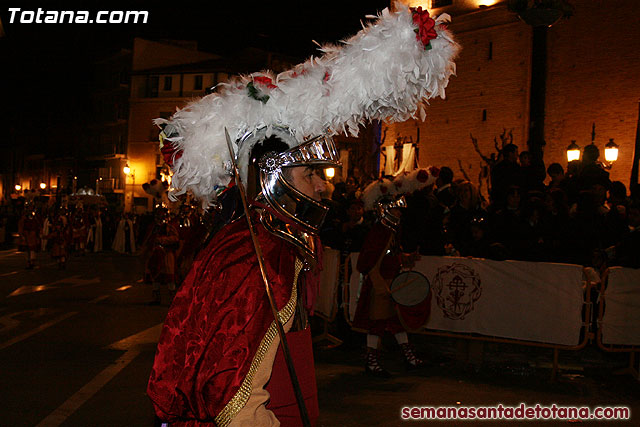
[{"xmin": 224, "ymin": 128, "xmax": 310, "ymax": 427}]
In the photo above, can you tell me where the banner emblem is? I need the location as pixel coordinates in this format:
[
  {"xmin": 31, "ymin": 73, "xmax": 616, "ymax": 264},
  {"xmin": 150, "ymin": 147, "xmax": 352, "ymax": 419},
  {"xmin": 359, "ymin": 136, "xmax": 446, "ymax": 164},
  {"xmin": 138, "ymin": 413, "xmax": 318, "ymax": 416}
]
[{"xmin": 433, "ymin": 263, "xmax": 482, "ymax": 320}]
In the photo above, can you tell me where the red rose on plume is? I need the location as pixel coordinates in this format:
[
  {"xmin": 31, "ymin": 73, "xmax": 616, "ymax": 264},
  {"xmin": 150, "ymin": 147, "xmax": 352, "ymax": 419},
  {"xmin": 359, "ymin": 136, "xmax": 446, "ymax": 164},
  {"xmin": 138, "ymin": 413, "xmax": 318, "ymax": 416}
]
[
  {"xmin": 161, "ymin": 140, "xmax": 182, "ymax": 168},
  {"xmin": 253, "ymin": 76, "xmax": 277, "ymax": 89},
  {"xmin": 411, "ymin": 7, "xmax": 438, "ymax": 50}
]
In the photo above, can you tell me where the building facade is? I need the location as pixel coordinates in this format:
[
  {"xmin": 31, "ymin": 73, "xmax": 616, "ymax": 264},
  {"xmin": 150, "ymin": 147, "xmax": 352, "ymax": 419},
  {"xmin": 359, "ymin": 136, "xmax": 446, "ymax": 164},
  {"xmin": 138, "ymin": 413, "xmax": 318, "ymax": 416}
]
[{"xmin": 386, "ymin": 0, "xmax": 640, "ymax": 192}]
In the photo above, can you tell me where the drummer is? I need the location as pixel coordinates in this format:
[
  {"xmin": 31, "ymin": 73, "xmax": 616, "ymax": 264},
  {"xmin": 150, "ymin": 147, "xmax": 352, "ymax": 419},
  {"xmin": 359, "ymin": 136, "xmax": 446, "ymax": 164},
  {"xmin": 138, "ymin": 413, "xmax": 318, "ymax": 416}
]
[{"xmin": 352, "ymin": 171, "xmax": 437, "ymax": 377}]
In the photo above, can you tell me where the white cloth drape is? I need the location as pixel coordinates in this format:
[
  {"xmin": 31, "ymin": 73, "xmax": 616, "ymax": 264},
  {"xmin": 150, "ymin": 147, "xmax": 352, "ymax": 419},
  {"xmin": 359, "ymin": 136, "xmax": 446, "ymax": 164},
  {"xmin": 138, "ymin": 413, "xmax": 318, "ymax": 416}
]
[
  {"xmin": 601, "ymin": 267, "xmax": 640, "ymax": 345},
  {"xmin": 415, "ymin": 256, "xmax": 585, "ymax": 346}
]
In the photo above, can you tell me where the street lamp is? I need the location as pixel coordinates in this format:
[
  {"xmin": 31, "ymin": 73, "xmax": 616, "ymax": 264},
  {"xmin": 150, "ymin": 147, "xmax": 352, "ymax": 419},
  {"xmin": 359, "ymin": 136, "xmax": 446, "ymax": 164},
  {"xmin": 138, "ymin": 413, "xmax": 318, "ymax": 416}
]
[
  {"xmin": 123, "ymin": 164, "xmax": 135, "ymax": 212},
  {"xmin": 40, "ymin": 182, "xmax": 47, "ymax": 190},
  {"xmin": 15, "ymin": 184, "xmax": 22, "ymax": 191},
  {"xmin": 566, "ymin": 140, "xmax": 580, "ymax": 162},
  {"xmin": 604, "ymin": 138, "xmax": 619, "ymax": 163},
  {"xmin": 325, "ymin": 168, "xmax": 335, "ymax": 179}
]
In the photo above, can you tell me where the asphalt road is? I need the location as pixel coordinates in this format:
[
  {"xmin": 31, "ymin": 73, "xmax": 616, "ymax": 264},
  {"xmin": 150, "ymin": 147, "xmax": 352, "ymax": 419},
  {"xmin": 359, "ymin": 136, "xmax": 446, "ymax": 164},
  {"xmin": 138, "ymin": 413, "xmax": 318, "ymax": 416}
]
[{"xmin": 1, "ymin": 247, "xmax": 638, "ymax": 426}]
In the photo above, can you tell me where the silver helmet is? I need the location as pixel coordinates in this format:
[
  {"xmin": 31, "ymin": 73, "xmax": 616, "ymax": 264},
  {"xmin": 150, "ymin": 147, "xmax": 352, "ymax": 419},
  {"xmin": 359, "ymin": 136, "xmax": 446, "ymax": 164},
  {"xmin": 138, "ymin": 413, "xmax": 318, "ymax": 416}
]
[
  {"xmin": 376, "ymin": 195, "xmax": 407, "ymax": 232},
  {"xmin": 240, "ymin": 129, "xmax": 341, "ymax": 257}
]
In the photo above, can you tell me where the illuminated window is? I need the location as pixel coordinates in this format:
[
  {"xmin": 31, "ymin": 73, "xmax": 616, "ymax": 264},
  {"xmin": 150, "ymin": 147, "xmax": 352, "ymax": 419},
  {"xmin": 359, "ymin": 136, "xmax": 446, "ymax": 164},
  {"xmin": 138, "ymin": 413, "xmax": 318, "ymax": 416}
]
[{"xmin": 163, "ymin": 76, "xmax": 172, "ymax": 91}]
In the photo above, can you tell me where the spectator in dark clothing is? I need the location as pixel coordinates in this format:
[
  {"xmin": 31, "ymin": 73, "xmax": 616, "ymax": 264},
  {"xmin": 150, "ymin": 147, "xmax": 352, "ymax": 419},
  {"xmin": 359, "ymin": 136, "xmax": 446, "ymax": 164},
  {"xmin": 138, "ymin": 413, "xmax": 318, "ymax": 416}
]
[
  {"xmin": 567, "ymin": 190, "xmax": 609, "ymax": 266},
  {"xmin": 490, "ymin": 143, "xmax": 522, "ymax": 207},
  {"xmin": 610, "ymin": 200, "xmax": 640, "ymax": 269},
  {"xmin": 462, "ymin": 215, "xmax": 493, "ymax": 259},
  {"xmin": 564, "ymin": 160, "xmax": 581, "ymax": 205},
  {"xmin": 540, "ymin": 188, "xmax": 572, "ymax": 263},
  {"xmin": 520, "ymin": 197, "xmax": 546, "ymax": 261},
  {"xmin": 434, "ymin": 166, "xmax": 456, "ymax": 212},
  {"xmin": 577, "ymin": 144, "xmax": 611, "ymax": 192},
  {"xmin": 319, "ymin": 197, "xmax": 345, "ymax": 249},
  {"xmin": 546, "ymin": 163, "xmax": 565, "ymax": 191},
  {"xmin": 402, "ymin": 186, "xmax": 446, "ymax": 255},
  {"xmin": 520, "ymin": 151, "xmax": 546, "ymax": 196},
  {"xmin": 489, "ymin": 185, "xmax": 529, "ymax": 260},
  {"xmin": 339, "ymin": 198, "xmax": 369, "ymax": 253},
  {"xmin": 604, "ymin": 181, "xmax": 629, "ymax": 247},
  {"xmin": 447, "ymin": 181, "xmax": 486, "ymax": 256}
]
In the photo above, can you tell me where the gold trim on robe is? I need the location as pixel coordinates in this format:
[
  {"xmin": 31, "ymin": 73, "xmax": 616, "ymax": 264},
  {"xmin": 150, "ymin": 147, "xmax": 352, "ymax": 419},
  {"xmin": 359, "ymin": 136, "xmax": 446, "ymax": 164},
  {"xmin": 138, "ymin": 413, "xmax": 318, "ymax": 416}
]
[{"xmin": 215, "ymin": 258, "xmax": 303, "ymax": 427}]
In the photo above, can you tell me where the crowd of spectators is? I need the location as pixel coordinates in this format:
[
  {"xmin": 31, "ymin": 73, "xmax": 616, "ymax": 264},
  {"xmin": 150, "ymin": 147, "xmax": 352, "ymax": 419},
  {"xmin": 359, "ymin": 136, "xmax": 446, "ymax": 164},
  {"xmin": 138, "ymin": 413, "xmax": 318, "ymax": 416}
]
[{"xmin": 320, "ymin": 143, "xmax": 640, "ymax": 271}]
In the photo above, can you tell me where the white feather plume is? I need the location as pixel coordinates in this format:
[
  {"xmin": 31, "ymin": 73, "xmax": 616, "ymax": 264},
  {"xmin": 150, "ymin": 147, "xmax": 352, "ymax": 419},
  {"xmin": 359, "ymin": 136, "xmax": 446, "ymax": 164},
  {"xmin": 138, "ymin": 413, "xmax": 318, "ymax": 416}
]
[
  {"xmin": 160, "ymin": 2, "xmax": 460, "ymax": 204},
  {"xmin": 361, "ymin": 167, "xmax": 439, "ymax": 210}
]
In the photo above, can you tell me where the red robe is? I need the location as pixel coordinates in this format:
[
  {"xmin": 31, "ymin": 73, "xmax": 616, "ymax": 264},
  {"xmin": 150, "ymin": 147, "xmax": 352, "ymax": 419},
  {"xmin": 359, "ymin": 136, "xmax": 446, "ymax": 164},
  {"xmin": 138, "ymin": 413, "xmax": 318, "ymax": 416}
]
[
  {"xmin": 352, "ymin": 222, "xmax": 430, "ymax": 333},
  {"xmin": 147, "ymin": 214, "xmax": 317, "ymax": 425}
]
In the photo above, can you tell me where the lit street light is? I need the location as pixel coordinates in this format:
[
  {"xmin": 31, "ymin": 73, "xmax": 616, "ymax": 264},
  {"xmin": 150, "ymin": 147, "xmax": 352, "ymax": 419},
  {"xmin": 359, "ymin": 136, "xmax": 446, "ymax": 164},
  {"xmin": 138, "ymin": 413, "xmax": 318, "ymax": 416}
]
[
  {"xmin": 566, "ymin": 140, "xmax": 580, "ymax": 162},
  {"xmin": 604, "ymin": 138, "xmax": 619, "ymax": 163}
]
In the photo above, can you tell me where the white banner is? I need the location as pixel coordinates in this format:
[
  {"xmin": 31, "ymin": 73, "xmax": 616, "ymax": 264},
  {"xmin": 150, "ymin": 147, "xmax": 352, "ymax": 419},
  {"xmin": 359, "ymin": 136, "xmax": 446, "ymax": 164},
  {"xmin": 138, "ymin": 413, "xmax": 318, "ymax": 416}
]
[
  {"xmin": 413, "ymin": 257, "xmax": 585, "ymax": 346},
  {"xmin": 601, "ymin": 267, "xmax": 640, "ymax": 345},
  {"xmin": 315, "ymin": 247, "xmax": 340, "ymax": 319}
]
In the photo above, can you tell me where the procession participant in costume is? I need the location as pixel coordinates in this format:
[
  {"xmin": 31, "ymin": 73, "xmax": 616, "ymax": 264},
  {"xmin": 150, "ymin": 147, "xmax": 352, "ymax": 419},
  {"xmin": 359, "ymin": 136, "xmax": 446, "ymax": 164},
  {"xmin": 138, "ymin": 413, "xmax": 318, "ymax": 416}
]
[
  {"xmin": 112, "ymin": 213, "xmax": 136, "ymax": 254},
  {"xmin": 71, "ymin": 204, "xmax": 88, "ymax": 254},
  {"xmin": 18, "ymin": 205, "xmax": 41, "ymax": 269},
  {"xmin": 148, "ymin": 4, "xmax": 458, "ymax": 425},
  {"xmin": 353, "ymin": 169, "xmax": 437, "ymax": 377},
  {"xmin": 143, "ymin": 207, "xmax": 180, "ymax": 305},
  {"xmin": 48, "ymin": 211, "xmax": 70, "ymax": 269}
]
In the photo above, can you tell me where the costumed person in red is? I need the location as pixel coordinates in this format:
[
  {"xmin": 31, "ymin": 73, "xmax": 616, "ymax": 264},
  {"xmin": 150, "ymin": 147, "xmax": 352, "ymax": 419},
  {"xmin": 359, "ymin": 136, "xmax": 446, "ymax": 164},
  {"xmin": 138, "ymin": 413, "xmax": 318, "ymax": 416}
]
[
  {"xmin": 71, "ymin": 204, "xmax": 88, "ymax": 254},
  {"xmin": 143, "ymin": 207, "xmax": 180, "ymax": 305},
  {"xmin": 353, "ymin": 170, "xmax": 438, "ymax": 377},
  {"xmin": 147, "ymin": 4, "xmax": 458, "ymax": 426},
  {"xmin": 47, "ymin": 210, "xmax": 70, "ymax": 269},
  {"xmin": 148, "ymin": 127, "xmax": 339, "ymax": 426},
  {"xmin": 18, "ymin": 204, "xmax": 41, "ymax": 269}
]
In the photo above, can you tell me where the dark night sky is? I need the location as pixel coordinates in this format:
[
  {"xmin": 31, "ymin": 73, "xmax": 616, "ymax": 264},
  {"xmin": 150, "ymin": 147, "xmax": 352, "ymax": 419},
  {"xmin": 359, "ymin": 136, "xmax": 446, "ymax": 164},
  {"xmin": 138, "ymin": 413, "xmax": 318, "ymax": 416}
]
[{"xmin": 0, "ymin": 1, "xmax": 391, "ymax": 156}]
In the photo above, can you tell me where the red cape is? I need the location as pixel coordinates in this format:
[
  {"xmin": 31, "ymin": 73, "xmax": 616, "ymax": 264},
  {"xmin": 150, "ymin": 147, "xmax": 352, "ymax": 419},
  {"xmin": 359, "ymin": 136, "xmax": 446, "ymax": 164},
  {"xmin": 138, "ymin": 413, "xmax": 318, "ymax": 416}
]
[{"xmin": 147, "ymin": 216, "xmax": 299, "ymax": 423}]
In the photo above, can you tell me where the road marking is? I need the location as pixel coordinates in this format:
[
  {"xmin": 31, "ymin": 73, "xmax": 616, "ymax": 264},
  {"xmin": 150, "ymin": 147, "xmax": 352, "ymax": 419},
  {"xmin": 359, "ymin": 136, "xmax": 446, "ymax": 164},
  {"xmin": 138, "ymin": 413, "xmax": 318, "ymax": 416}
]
[
  {"xmin": 8, "ymin": 276, "xmax": 101, "ymax": 297},
  {"xmin": 89, "ymin": 295, "xmax": 109, "ymax": 304},
  {"xmin": 36, "ymin": 347, "xmax": 142, "ymax": 427},
  {"xmin": 0, "ymin": 249, "xmax": 19, "ymax": 258},
  {"xmin": 36, "ymin": 323, "xmax": 163, "ymax": 427},
  {"xmin": 0, "ymin": 270, "xmax": 18, "ymax": 277},
  {"xmin": 0, "ymin": 311, "xmax": 77, "ymax": 351}
]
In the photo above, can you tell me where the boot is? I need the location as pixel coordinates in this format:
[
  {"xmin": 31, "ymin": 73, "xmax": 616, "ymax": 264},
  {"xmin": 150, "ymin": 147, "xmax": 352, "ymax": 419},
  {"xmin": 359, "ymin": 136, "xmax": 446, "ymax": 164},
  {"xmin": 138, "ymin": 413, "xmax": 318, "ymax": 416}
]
[
  {"xmin": 365, "ymin": 348, "xmax": 391, "ymax": 378},
  {"xmin": 400, "ymin": 343, "xmax": 425, "ymax": 370}
]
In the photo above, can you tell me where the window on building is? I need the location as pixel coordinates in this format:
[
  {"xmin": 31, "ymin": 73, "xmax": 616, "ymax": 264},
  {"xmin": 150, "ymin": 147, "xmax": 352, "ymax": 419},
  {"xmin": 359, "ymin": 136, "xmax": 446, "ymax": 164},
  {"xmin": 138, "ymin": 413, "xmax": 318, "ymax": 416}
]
[
  {"xmin": 164, "ymin": 76, "xmax": 172, "ymax": 91},
  {"xmin": 147, "ymin": 76, "xmax": 159, "ymax": 97},
  {"xmin": 432, "ymin": 0, "xmax": 453, "ymax": 7},
  {"xmin": 194, "ymin": 75, "xmax": 203, "ymax": 90}
]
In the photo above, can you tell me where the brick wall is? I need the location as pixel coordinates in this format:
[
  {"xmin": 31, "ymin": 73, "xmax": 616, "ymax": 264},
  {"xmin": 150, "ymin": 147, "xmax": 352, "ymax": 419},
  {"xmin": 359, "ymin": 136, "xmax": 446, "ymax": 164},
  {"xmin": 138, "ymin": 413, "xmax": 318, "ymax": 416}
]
[
  {"xmin": 545, "ymin": 0, "xmax": 640, "ymax": 186},
  {"xmin": 387, "ymin": 0, "xmax": 640, "ymax": 189}
]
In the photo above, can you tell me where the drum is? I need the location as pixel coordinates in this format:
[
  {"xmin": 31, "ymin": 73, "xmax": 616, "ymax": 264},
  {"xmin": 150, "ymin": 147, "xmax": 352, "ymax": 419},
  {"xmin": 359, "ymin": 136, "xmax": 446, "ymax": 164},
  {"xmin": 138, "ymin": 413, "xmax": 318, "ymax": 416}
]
[
  {"xmin": 390, "ymin": 271, "xmax": 430, "ymax": 306},
  {"xmin": 391, "ymin": 270, "xmax": 432, "ymax": 331}
]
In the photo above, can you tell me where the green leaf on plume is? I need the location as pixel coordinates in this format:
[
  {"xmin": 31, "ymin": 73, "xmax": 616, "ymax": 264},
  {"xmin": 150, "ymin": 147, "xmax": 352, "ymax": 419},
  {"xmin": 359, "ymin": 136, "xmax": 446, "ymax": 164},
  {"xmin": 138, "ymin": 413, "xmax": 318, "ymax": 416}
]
[
  {"xmin": 247, "ymin": 82, "xmax": 269, "ymax": 104},
  {"xmin": 425, "ymin": 43, "xmax": 432, "ymax": 51},
  {"xmin": 414, "ymin": 28, "xmax": 419, "ymax": 33}
]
